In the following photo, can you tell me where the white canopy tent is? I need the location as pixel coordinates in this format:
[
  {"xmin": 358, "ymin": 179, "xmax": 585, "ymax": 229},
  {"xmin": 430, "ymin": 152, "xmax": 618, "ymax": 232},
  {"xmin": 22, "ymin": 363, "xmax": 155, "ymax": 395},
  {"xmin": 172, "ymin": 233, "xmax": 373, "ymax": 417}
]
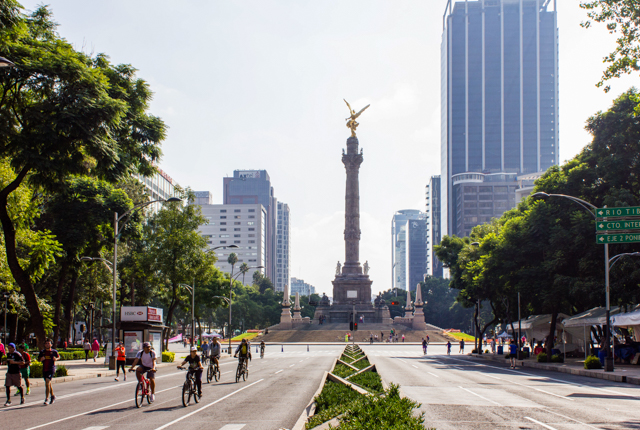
[
  {"xmin": 612, "ymin": 308, "xmax": 640, "ymax": 341},
  {"xmin": 506, "ymin": 314, "xmax": 569, "ymax": 343}
]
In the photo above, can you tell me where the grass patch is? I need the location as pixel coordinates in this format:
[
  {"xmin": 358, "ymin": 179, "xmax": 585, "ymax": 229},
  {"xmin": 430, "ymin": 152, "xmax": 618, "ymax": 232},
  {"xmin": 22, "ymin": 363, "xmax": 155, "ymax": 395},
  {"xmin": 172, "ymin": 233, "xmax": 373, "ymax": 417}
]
[
  {"xmin": 306, "ymin": 381, "xmax": 363, "ymax": 429},
  {"xmin": 349, "ymin": 371, "xmax": 383, "ymax": 393},
  {"xmin": 352, "ymin": 358, "xmax": 370, "ymax": 370},
  {"xmin": 446, "ymin": 332, "xmax": 476, "ymax": 342},
  {"xmin": 332, "ymin": 363, "xmax": 356, "ymax": 379},
  {"xmin": 231, "ymin": 332, "xmax": 259, "ymax": 341}
]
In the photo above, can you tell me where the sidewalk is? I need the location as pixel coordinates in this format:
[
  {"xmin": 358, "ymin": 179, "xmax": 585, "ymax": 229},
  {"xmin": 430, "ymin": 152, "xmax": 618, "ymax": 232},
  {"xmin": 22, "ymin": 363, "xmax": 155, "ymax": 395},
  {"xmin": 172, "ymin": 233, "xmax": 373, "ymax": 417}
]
[{"xmin": 475, "ymin": 352, "xmax": 640, "ymax": 386}]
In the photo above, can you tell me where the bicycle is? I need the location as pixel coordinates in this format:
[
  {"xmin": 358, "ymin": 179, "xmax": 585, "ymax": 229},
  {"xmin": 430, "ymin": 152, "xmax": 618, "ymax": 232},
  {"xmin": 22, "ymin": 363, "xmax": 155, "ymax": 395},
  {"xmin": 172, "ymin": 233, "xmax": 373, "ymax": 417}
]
[
  {"xmin": 206, "ymin": 358, "xmax": 220, "ymax": 383},
  {"xmin": 260, "ymin": 348, "xmax": 265, "ymax": 359},
  {"xmin": 235, "ymin": 357, "xmax": 249, "ymax": 383},
  {"xmin": 201, "ymin": 354, "xmax": 210, "ymax": 367},
  {"xmin": 178, "ymin": 366, "xmax": 200, "ymax": 407},
  {"xmin": 129, "ymin": 368, "xmax": 151, "ymax": 408}
]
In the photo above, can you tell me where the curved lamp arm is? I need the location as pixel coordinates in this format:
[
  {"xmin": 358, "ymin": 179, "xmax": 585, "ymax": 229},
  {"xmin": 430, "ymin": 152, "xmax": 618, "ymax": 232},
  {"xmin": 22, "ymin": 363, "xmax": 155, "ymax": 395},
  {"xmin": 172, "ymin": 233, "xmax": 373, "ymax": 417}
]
[{"xmin": 530, "ymin": 192, "xmax": 597, "ymax": 219}]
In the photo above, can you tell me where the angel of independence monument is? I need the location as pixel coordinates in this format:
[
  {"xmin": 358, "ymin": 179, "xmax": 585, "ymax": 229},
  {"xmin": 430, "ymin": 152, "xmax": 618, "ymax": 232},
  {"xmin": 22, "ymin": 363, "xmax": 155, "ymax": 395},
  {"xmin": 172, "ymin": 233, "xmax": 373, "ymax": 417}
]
[{"xmin": 312, "ymin": 100, "xmax": 391, "ymax": 324}]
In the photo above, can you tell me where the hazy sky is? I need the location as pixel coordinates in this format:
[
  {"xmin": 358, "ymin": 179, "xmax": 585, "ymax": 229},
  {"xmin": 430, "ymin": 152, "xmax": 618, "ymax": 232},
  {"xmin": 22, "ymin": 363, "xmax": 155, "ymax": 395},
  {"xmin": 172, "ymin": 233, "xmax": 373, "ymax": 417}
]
[{"xmin": 21, "ymin": 0, "xmax": 637, "ymax": 295}]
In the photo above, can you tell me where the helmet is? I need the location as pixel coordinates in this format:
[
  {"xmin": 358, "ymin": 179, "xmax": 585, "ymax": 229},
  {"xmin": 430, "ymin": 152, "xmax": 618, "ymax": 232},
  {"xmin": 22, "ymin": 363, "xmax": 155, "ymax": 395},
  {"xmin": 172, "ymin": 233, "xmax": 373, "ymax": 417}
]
[
  {"xmin": 190, "ymin": 346, "xmax": 197, "ymax": 352},
  {"xmin": 142, "ymin": 342, "xmax": 150, "ymax": 348}
]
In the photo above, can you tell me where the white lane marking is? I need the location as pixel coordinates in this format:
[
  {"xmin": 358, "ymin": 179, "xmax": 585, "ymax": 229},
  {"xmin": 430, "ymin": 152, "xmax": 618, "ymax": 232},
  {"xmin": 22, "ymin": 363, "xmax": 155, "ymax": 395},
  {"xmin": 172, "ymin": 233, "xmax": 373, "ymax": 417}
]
[
  {"xmin": 524, "ymin": 417, "xmax": 558, "ymax": 430},
  {"xmin": 412, "ymin": 365, "xmax": 419, "ymax": 369},
  {"xmin": 458, "ymin": 386, "xmax": 501, "ymax": 406},
  {"xmin": 299, "ymin": 359, "xmax": 304, "ymax": 362},
  {"xmin": 544, "ymin": 409, "xmax": 601, "ymax": 429},
  {"xmin": 482, "ymin": 373, "xmax": 573, "ymax": 401},
  {"xmin": 428, "ymin": 372, "xmax": 439, "ymax": 378},
  {"xmin": 275, "ymin": 370, "xmax": 283, "ymax": 374},
  {"xmin": 289, "ymin": 364, "xmax": 295, "ymax": 367},
  {"xmin": 446, "ymin": 356, "xmax": 637, "ymax": 399},
  {"xmin": 24, "ymin": 385, "xmax": 181, "ymax": 430},
  {"xmin": 219, "ymin": 425, "xmax": 246, "ymax": 430},
  {"xmin": 1, "ymin": 371, "xmax": 184, "ymax": 412},
  {"xmin": 154, "ymin": 379, "xmax": 264, "ymax": 430},
  {"xmin": 82, "ymin": 427, "xmax": 110, "ymax": 430}
]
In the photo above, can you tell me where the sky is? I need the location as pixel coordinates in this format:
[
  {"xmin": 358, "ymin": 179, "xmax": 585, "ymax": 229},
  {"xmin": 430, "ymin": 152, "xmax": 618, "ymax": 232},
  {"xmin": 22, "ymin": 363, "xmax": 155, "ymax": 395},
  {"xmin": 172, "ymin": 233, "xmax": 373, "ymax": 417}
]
[{"xmin": 20, "ymin": 0, "xmax": 638, "ymax": 296}]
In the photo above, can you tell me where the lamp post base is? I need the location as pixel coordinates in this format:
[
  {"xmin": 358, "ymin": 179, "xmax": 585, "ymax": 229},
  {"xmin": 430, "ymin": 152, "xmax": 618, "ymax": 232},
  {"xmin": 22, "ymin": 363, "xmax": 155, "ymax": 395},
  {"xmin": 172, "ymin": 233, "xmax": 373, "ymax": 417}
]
[{"xmin": 605, "ymin": 357, "xmax": 614, "ymax": 372}]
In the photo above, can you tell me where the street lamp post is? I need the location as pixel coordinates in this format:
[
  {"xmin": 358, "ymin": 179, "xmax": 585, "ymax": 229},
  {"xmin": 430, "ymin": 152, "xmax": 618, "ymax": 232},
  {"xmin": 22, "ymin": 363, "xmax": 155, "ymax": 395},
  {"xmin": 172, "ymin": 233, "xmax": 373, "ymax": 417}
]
[
  {"xmin": 178, "ymin": 282, "xmax": 195, "ymax": 345},
  {"xmin": 531, "ymin": 192, "xmax": 614, "ymax": 371},
  {"xmin": 1, "ymin": 291, "xmax": 9, "ymax": 344},
  {"xmin": 109, "ymin": 197, "xmax": 181, "ymax": 368}
]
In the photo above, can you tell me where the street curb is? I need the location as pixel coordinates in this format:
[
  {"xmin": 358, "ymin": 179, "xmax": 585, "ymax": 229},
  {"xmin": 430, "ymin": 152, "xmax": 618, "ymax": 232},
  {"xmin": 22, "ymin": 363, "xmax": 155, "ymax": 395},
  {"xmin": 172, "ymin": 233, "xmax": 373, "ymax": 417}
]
[{"xmin": 475, "ymin": 353, "xmax": 640, "ymax": 386}]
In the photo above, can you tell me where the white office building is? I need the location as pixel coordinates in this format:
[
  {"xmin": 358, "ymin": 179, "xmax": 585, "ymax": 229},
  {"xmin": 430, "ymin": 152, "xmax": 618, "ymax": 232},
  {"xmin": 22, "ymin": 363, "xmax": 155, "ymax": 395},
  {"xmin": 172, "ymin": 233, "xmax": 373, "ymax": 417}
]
[
  {"xmin": 197, "ymin": 203, "xmax": 267, "ymax": 278},
  {"xmin": 290, "ymin": 277, "xmax": 315, "ymax": 297},
  {"xmin": 275, "ymin": 202, "xmax": 291, "ymax": 292}
]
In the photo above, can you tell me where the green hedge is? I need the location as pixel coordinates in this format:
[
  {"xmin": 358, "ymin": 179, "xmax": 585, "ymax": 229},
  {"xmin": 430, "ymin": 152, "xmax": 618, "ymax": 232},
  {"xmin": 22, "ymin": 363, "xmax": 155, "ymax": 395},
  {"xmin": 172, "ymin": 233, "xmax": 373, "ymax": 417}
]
[
  {"xmin": 29, "ymin": 362, "xmax": 68, "ymax": 378},
  {"xmin": 333, "ymin": 363, "xmax": 356, "ymax": 379},
  {"xmin": 306, "ymin": 381, "xmax": 363, "ymax": 429},
  {"xmin": 162, "ymin": 351, "xmax": 175, "ymax": 363},
  {"xmin": 537, "ymin": 352, "xmax": 547, "ymax": 362},
  {"xmin": 352, "ymin": 358, "xmax": 371, "ymax": 370},
  {"xmin": 349, "ymin": 371, "xmax": 383, "ymax": 393},
  {"xmin": 584, "ymin": 355, "xmax": 602, "ymax": 369}
]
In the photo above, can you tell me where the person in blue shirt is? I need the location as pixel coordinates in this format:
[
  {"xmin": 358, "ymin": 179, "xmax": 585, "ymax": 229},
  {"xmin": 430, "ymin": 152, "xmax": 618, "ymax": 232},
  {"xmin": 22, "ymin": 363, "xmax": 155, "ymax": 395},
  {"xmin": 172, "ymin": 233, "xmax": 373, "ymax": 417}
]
[{"xmin": 509, "ymin": 340, "xmax": 518, "ymax": 369}]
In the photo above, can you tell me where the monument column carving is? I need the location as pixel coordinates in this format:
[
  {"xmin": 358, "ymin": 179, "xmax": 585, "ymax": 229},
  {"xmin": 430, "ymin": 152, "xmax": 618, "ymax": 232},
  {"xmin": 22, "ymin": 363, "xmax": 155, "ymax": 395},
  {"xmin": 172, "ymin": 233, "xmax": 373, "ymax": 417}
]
[{"xmin": 342, "ymin": 138, "xmax": 363, "ymax": 274}]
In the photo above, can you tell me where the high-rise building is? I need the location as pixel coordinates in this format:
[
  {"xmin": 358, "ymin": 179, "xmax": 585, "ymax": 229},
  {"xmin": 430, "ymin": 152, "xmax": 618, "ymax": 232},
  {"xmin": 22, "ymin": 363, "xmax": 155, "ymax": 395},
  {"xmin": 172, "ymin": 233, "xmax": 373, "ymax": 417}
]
[
  {"xmin": 426, "ymin": 176, "xmax": 443, "ymax": 278},
  {"xmin": 133, "ymin": 167, "xmax": 179, "ymax": 213},
  {"xmin": 223, "ymin": 170, "xmax": 277, "ymax": 281},
  {"xmin": 196, "ymin": 203, "xmax": 267, "ymax": 278},
  {"xmin": 193, "ymin": 191, "xmax": 213, "ymax": 205},
  {"xmin": 391, "ymin": 210, "xmax": 428, "ymax": 292},
  {"xmin": 441, "ymin": 0, "xmax": 559, "ymax": 238},
  {"xmin": 275, "ymin": 202, "xmax": 291, "ymax": 292},
  {"xmin": 290, "ymin": 277, "xmax": 315, "ymax": 297}
]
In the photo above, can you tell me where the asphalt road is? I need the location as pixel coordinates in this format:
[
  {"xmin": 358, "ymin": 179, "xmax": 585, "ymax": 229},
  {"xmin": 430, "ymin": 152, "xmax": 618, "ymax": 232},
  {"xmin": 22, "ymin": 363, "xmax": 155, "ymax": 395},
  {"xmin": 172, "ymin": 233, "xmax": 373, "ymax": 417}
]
[
  {"xmin": 362, "ymin": 344, "xmax": 640, "ymax": 430},
  {"xmin": 1, "ymin": 344, "xmax": 343, "ymax": 430}
]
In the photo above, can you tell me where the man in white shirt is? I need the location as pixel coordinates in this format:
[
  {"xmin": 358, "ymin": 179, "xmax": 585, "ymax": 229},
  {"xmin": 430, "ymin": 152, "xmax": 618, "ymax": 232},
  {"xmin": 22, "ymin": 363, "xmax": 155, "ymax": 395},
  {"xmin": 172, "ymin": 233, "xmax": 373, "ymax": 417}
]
[{"xmin": 129, "ymin": 342, "xmax": 157, "ymax": 402}]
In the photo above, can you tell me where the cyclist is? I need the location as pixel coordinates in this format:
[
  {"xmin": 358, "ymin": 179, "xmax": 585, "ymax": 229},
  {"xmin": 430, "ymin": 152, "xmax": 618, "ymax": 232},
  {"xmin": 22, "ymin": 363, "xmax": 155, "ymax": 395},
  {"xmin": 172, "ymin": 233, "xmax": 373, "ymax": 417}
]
[
  {"xmin": 201, "ymin": 340, "xmax": 210, "ymax": 364},
  {"xmin": 210, "ymin": 337, "xmax": 221, "ymax": 369},
  {"xmin": 129, "ymin": 342, "xmax": 157, "ymax": 402},
  {"xmin": 259, "ymin": 340, "xmax": 265, "ymax": 357},
  {"xmin": 233, "ymin": 338, "xmax": 251, "ymax": 371},
  {"xmin": 178, "ymin": 346, "xmax": 203, "ymax": 397}
]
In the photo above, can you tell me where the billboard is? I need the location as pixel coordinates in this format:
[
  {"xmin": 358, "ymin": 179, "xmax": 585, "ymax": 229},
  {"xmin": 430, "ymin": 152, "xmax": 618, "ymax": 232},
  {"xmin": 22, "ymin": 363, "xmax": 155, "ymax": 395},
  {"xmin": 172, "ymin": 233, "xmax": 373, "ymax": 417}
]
[
  {"xmin": 121, "ymin": 306, "xmax": 164, "ymax": 323},
  {"xmin": 237, "ymin": 170, "xmax": 260, "ymax": 179}
]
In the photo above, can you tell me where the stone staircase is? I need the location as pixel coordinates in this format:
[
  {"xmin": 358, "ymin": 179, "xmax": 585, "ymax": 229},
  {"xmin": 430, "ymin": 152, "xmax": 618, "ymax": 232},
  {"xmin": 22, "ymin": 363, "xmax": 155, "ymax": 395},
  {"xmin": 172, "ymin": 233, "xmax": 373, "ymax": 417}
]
[{"xmin": 256, "ymin": 322, "xmax": 455, "ymax": 343}]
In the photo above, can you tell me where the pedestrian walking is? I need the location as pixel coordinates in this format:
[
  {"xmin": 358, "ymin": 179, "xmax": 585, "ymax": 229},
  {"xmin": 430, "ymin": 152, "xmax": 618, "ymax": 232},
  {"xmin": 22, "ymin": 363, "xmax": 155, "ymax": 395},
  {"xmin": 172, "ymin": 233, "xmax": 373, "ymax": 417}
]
[
  {"xmin": 91, "ymin": 338, "xmax": 100, "ymax": 362},
  {"xmin": 16, "ymin": 344, "xmax": 30, "ymax": 395},
  {"xmin": 422, "ymin": 338, "xmax": 427, "ymax": 354},
  {"xmin": 83, "ymin": 339, "xmax": 91, "ymax": 361},
  {"xmin": 114, "ymin": 341, "xmax": 126, "ymax": 381},
  {"xmin": 0, "ymin": 341, "xmax": 5, "ymax": 360},
  {"xmin": 447, "ymin": 341, "xmax": 452, "ymax": 355},
  {"xmin": 3, "ymin": 343, "xmax": 24, "ymax": 406},
  {"xmin": 380, "ymin": 331, "xmax": 384, "ymax": 342},
  {"xmin": 426, "ymin": 335, "xmax": 430, "ymax": 344},
  {"xmin": 38, "ymin": 338, "xmax": 59, "ymax": 405},
  {"xmin": 459, "ymin": 339, "xmax": 465, "ymax": 354},
  {"xmin": 370, "ymin": 334, "xmax": 373, "ymax": 344},
  {"xmin": 509, "ymin": 340, "xmax": 518, "ymax": 369},
  {"xmin": 402, "ymin": 334, "xmax": 405, "ymax": 343}
]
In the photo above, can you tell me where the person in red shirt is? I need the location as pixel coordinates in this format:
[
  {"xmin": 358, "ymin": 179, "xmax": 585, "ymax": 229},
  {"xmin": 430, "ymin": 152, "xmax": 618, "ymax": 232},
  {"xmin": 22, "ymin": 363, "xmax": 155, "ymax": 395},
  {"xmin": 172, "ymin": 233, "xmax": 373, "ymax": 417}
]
[
  {"xmin": 38, "ymin": 338, "xmax": 59, "ymax": 405},
  {"xmin": 114, "ymin": 341, "xmax": 126, "ymax": 381}
]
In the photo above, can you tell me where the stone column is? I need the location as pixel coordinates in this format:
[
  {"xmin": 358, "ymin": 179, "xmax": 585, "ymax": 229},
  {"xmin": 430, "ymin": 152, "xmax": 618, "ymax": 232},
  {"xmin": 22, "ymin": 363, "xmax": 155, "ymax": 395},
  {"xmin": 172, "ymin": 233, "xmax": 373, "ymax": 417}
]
[
  {"xmin": 292, "ymin": 292, "xmax": 302, "ymax": 320},
  {"xmin": 280, "ymin": 284, "xmax": 292, "ymax": 328},
  {"xmin": 341, "ymin": 137, "xmax": 364, "ymax": 275},
  {"xmin": 413, "ymin": 283, "xmax": 427, "ymax": 330}
]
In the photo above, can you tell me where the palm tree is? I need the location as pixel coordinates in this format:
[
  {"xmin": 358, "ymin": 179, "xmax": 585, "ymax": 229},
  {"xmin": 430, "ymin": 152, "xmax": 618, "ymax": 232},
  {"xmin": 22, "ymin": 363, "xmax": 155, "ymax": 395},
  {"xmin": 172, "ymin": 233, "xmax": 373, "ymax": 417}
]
[{"xmin": 239, "ymin": 262, "xmax": 249, "ymax": 285}]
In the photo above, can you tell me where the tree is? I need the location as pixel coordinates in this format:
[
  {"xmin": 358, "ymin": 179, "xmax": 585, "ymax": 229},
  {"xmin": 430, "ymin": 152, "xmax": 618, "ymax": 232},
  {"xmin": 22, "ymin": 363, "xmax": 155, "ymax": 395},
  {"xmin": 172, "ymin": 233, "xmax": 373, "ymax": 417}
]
[
  {"xmin": 0, "ymin": 4, "xmax": 164, "ymax": 346},
  {"xmin": 581, "ymin": 1, "xmax": 640, "ymax": 92},
  {"xmin": 239, "ymin": 263, "xmax": 249, "ymax": 285},
  {"xmin": 141, "ymin": 193, "xmax": 217, "ymax": 350}
]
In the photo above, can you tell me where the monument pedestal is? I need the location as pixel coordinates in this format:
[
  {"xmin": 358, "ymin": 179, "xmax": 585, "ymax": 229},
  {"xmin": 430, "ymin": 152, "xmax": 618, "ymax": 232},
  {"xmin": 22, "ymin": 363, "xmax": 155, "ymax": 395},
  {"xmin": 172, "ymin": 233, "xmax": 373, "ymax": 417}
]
[
  {"xmin": 412, "ymin": 305, "xmax": 427, "ymax": 330},
  {"xmin": 279, "ymin": 305, "xmax": 293, "ymax": 330}
]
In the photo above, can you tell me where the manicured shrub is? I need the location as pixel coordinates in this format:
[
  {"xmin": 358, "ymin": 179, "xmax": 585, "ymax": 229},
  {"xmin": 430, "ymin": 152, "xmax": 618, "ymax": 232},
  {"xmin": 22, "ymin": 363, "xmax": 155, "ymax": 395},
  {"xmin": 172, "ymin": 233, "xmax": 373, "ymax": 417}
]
[
  {"xmin": 584, "ymin": 355, "xmax": 602, "ymax": 369},
  {"xmin": 30, "ymin": 361, "xmax": 43, "ymax": 378},
  {"xmin": 352, "ymin": 358, "xmax": 370, "ymax": 370},
  {"xmin": 349, "ymin": 371, "xmax": 383, "ymax": 393},
  {"xmin": 537, "ymin": 352, "xmax": 547, "ymax": 362},
  {"xmin": 162, "ymin": 351, "xmax": 175, "ymax": 363},
  {"xmin": 333, "ymin": 363, "xmax": 356, "ymax": 379},
  {"xmin": 55, "ymin": 365, "xmax": 68, "ymax": 377},
  {"xmin": 306, "ymin": 381, "xmax": 363, "ymax": 429},
  {"xmin": 551, "ymin": 354, "xmax": 564, "ymax": 363}
]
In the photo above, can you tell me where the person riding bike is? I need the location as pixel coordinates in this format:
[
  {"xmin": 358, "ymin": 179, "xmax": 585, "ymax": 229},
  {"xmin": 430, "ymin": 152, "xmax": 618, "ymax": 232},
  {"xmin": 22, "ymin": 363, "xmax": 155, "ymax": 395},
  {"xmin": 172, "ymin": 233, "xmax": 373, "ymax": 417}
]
[
  {"xmin": 234, "ymin": 338, "xmax": 251, "ymax": 370},
  {"xmin": 259, "ymin": 340, "xmax": 265, "ymax": 357},
  {"xmin": 201, "ymin": 340, "xmax": 210, "ymax": 363},
  {"xmin": 210, "ymin": 338, "xmax": 221, "ymax": 369},
  {"xmin": 178, "ymin": 347, "xmax": 203, "ymax": 397},
  {"xmin": 128, "ymin": 342, "xmax": 157, "ymax": 402}
]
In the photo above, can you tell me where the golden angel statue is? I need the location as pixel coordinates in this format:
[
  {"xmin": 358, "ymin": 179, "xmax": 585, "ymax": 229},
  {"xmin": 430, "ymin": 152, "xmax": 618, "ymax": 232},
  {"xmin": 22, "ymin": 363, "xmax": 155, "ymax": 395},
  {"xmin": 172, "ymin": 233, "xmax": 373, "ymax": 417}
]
[{"xmin": 344, "ymin": 99, "xmax": 370, "ymax": 137}]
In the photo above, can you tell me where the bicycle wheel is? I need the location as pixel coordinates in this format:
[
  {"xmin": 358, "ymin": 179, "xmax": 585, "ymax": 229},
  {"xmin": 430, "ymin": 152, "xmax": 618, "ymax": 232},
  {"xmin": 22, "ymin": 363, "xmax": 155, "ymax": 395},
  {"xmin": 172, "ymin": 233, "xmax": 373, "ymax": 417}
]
[
  {"xmin": 214, "ymin": 364, "xmax": 220, "ymax": 382},
  {"xmin": 193, "ymin": 379, "xmax": 200, "ymax": 404},
  {"xmin": 182, "ymin": 380, "xmax": 191, "ymax": 407},
  {"xmin": 242, "ymin": 363, "xmax": 247, "ymax": 381},
  {"xmin": 146, "ymin": 383, "xmax": 151, "ymax": 404},
  {"xmin": 135, "ymin": 382, "xmax": 144, "ymax": 408},
  {"xmin": 235, "ymin": 365, "xmax": 241, "ymax": 383},
  {"xmin": 207, "ymin": 365, "xmax": 213, "ymax": 383}
]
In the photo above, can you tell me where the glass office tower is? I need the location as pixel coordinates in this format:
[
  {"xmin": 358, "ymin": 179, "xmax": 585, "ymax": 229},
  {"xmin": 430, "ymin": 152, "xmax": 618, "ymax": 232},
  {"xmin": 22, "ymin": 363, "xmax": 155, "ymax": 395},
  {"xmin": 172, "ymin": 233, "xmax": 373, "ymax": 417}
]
[
  {"xmin": 441, "ymin": 0, "xmax": 558, "ymax": 238},
  {"xmin": 392, "ymin": 210, "xmax": 428, "ymax": 292}
]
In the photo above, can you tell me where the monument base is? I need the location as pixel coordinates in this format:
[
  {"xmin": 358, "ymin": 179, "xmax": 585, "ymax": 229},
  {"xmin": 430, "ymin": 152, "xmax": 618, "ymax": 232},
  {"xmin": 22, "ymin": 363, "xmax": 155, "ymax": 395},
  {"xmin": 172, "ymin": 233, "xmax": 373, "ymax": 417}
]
[{"xmin": 331, "ymin": 274, "xmax": 372, "ymax": 306}]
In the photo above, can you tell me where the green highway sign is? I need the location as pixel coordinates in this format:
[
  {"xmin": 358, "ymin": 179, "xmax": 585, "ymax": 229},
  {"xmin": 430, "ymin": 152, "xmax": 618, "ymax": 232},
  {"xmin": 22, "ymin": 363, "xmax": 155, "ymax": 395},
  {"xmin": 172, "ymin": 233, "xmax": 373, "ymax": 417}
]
[
  {"xmin": 596, "ymin": 233, "xmax": 640, "ymax": 244},
  {"xmin": 596, "ymin": 220, "xmax": 640, "ymax": 232},
  {"xmin": 596, "ymin": 207, "xmax": 640, "ymax": 218}
]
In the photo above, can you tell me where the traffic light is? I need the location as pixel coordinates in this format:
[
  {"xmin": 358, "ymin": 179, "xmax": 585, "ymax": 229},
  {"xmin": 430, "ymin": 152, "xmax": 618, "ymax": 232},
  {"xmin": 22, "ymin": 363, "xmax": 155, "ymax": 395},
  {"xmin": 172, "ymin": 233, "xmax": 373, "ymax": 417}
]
[
  {"xmin": 350, "ymin": 321, "xmax": 354, "ymax": 331},
  {"xmin": 391, "ymin": 301, "xmax": 399, "ymax": 306},
  {"xmin": 354, "ymin": 322, "xmax": 358, "ymax": 331}
]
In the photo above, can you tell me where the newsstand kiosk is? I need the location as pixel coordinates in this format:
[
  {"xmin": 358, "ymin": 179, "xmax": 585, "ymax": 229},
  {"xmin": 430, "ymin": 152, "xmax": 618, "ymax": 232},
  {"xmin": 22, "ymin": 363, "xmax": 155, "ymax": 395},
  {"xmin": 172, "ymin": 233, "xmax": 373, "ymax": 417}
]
[{"xmin": 114, "ymin": 306, "xmax": 166, "ymax": 369}]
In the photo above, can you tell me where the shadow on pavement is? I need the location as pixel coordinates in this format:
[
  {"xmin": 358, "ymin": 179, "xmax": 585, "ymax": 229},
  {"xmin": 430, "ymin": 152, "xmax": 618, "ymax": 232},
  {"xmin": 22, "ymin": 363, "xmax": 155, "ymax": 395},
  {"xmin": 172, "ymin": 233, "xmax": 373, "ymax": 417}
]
[{"xmin": 568, "ymin": 393, "xmax": 638, "ymax": 400}]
